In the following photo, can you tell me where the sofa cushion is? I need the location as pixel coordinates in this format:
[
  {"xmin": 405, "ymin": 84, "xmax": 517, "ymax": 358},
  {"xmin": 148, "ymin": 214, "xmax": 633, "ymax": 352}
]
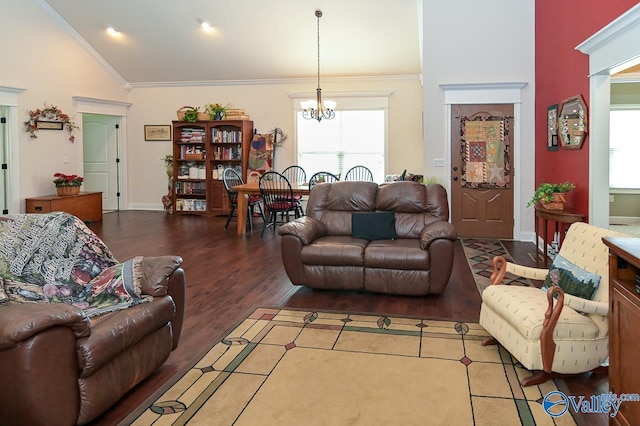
[
  {"xmin": 542, "ymin": 254, "xmax": 601, "ymax": 300},
  {"xmin": 301, "ymin": 236, "xmax": 368, "ymax": 266},
  {"xmin": 365, "ymin": 239, "xmax": 429, "ymax": 270},
  {"xmin": 481, "ymin": 285, "xmax": 601, "ymax": 341},
  {"xmin": 76, "ymin": 295, "xmax": 176, "ymax": 377},
  {"xmin": 351, "ymin": 211, "xmax": 397, "ymax": 241}
]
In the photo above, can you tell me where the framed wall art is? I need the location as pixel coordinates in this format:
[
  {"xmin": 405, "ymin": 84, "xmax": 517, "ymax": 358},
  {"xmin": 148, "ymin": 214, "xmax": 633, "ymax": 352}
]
[
  {"xmin": 144, "ymin": 125, "xmax": 171, "ymax": 141},
  {"xmin": 558, "ymin": 94, "xmax": 587, "ymax": 150},
  {"xmin": 547, "ymin": 104, "xmax": 558, "ymax": 151}
]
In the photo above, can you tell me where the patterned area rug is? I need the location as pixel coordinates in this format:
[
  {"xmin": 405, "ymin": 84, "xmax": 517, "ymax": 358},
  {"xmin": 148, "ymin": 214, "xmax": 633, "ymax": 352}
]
[
  {"xmin": 460, "ymin": 238, "xmax": 534, "ymax": 295},
  {"xmin": 130, "ymin": 308, "xmax": 574, "ymax": 426}
]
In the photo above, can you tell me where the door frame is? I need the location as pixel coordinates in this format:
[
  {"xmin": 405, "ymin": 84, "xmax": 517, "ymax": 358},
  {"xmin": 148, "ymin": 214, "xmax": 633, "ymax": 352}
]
[
  {"xmin": 441, "ymin": 82, "xmax": 530, "ymax": 241},
  {"xmin": 0, "ymin": 86, "xmax": 25, "ymax": 214},
  {"xmin": 73, "ymin": 97, "xmax": 131, "ymax": 209}
]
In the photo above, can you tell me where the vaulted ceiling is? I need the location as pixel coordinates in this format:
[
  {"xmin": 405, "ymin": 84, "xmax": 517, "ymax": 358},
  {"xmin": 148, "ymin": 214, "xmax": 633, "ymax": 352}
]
[{"xmin": 42, "ymin": 0, "xmax": 422, "ymax": 85}]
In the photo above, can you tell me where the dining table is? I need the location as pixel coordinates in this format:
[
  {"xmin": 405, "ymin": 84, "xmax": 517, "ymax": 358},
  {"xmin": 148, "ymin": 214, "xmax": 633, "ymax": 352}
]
[{"xmin": 230, "ymin": 181, "xmax": 310, "ymax": 235}]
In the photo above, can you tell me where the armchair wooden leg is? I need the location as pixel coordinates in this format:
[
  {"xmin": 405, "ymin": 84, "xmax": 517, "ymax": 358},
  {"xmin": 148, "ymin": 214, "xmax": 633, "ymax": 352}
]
[
  {"xmin": 520, "ymin": 366, "xmax": 608, "ymax": 387},
  {"xmin": 482, "ymin": 337, "xmax": 498, "ymax": 346}
]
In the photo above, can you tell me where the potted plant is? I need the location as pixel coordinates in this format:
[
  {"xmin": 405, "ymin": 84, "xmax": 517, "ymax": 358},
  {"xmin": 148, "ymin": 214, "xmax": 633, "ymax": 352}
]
[
  {"xmin": 527, "ymin": 182, "xmax": 575, "ymax": 210},
  {"xmin": 182, "ymin": 107, "xmax": 200, "ymax": 123},
  {"xmin": 53, "ymin": 173, "xmax": 84, "ymax": 196},
  {"xmin": 162, "ymin": 154, "xmax": 174, "ymax": 178},
  {"xmin": 205, "ymin": 103, "xmax": 229, "ymax": 120}
]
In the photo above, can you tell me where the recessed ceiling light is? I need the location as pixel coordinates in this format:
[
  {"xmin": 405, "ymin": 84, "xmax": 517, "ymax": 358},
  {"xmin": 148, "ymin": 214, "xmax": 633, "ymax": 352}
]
[
  {"xmin": 200, "ymin": 20, "xmax": 213, "ymax": 32},
  {"xmin": 106, "ymin": 26, "xmax": 119, "ymax": 35}
]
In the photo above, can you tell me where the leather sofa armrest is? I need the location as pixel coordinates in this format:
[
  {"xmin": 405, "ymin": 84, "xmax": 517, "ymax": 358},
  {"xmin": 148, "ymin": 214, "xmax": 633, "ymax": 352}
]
[
  {"xmin": 419, "ymin": 221, "xmax": 458, "ymax": 249},
  {"xmin": 139, "ymin": 256, "xmax": 185, "ymax": 349},
  {"xmin": 278, "ymin": 216, "xmax": 327, "ymax": 245},
  {"xmin": 140, "ymin": 255, "xmax": 183, "ymax": 296},
  {"xmin": 0, "ymin": 303, "xmax": 90, "ymax": 350}
]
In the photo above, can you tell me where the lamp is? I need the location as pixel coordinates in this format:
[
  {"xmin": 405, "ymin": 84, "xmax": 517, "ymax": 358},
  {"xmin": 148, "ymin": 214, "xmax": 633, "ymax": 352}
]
[{"xmin": 301, "ymin": 10, "xmax": 336, "ymax": 122}]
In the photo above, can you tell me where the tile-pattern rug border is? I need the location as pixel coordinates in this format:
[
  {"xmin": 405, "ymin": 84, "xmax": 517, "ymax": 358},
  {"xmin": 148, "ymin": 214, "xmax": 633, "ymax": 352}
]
[{"xmin": 130, "ymin": 307, "xmax": 574, "ymax": 426}]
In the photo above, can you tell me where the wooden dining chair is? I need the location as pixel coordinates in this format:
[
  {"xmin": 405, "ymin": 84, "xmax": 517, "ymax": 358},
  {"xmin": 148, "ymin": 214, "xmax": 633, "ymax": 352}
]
[
  {"xmin": 282, "ymin": 165, "xmax": 307, "ymax": 216},
  {"xmin": 258, "ymin": 171, "xmax": 301, "ymax": 237},
  {"xmin": 308, "ymin": 171, "xmax": 340, "ymax": 190},
  {"xmin": 222, "ymin": 168, "xmax": 265, "ymax": 231},
  {"xmin": 344, "ymin": 165, "xmax": 374, "ymax": 182}
]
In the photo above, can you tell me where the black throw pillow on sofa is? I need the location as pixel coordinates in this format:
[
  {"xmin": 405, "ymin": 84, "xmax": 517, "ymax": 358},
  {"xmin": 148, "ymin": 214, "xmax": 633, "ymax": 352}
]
[{"xmin": 352, "ymin": 211, "xmax": 398, "ymax": 241}]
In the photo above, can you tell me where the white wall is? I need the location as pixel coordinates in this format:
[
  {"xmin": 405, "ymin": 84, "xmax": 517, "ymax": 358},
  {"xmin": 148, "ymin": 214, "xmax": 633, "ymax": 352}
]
[
  {"xmin": 422, "ymin": 0, "xmax": 536, "ymax": 240},
  {"xmin": 126, "ymin": 77, "xmax": 423, "ymax": 209},
  {"xmin": 0, "ymin": 1, "xmax": 129, "ymax": 211}
]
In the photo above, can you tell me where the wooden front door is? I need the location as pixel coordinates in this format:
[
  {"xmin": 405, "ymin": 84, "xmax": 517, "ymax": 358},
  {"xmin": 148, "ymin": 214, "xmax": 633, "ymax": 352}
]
[{"xmin": 450, "ymin": 104, "xmax": 514, "ymax": 238}]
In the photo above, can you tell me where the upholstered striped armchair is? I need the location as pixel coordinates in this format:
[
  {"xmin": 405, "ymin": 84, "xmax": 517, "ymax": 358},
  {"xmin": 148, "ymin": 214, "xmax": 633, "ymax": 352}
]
[{"xmin": 480, "ymin": 222, "xmax": 628, "ymax": 386}]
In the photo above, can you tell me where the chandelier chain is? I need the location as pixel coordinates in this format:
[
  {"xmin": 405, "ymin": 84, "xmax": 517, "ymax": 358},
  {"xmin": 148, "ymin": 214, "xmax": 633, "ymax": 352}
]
[{"xmin": 316, "ymin": 11, "xmax": 321, "ymax": 90}]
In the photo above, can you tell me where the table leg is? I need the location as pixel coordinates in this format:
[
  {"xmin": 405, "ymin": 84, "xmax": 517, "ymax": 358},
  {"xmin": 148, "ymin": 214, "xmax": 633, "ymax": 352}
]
[
  {"xmin": 535, "ymin": 215, "xmax": 540, "ymax": 264},
  {"xmin": 236, "ymin": 191, "xmax": 248, "ymax": 235},
  {"xmin": 542, "ymin": 219, "xmax": 549, "ymax": 266}
]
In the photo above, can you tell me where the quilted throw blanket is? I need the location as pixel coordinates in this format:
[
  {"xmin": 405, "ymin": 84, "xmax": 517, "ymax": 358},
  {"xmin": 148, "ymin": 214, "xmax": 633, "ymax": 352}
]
[{"xmin": 0, "ymin": 212, "xmax": 146, "ymax": 317}]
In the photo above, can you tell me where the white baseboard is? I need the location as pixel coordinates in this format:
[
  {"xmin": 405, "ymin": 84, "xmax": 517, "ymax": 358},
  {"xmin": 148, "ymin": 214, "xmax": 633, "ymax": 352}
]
[{"xmin": 610, "ymin": 216, "xmax": 640, "ymax": 225}]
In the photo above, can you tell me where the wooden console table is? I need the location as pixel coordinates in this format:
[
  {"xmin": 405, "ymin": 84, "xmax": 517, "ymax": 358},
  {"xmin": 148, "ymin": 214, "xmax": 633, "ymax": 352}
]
[
  {"xmin": 26, "ymin": 191, "xmax": 103, "ymax": 222},
  {"xmin": 534, "ymin": 205, "xmax": 585, "ymax": 265}
]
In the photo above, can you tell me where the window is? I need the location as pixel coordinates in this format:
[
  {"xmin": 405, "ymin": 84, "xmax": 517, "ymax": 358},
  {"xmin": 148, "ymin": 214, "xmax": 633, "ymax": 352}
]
[
  {"xmin": 295, "ymin": 102, "xmax": 387, "ymax": 183},
  {"xmin": 609, "ymin": 108, "xmax": 640, "ymax": 189}
]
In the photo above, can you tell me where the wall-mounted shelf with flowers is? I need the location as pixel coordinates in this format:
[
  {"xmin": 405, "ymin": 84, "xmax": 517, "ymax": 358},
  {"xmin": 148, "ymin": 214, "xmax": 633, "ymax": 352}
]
[{"xmin": 25, "ymin": 103, "xmax": 79, "ymax": 142}]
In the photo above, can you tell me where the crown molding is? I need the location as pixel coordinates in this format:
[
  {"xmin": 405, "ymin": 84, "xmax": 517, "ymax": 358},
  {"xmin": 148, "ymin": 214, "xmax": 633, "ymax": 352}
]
[{"xmin": 126, "ymin": 74, "xmax": 421, "ymax": 89}]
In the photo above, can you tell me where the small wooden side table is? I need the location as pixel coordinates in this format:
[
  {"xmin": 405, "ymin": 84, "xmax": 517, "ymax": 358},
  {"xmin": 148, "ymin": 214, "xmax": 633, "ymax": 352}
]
[
  {"xmin": 534, "ymin": 205, "xmax": 585, "ymax": 265},
  {"xmin": 25, "ymin": 191, "xmax": 103, "ymax": 222}
]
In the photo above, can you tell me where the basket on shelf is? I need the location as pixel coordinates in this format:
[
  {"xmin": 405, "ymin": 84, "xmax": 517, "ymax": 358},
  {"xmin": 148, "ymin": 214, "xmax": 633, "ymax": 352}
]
[
  {"xmin": 185, "ymin": 153, "xmax": 205, "ymax": 160},
  {"xmin": 176, "ymin": 106, "xmax": 194, "ymax": 121},
  {"xmin": 56, "ymin": 186, "xmax": 80, "ymax": 196},
  {"xmin": 541, "ymin": 193, "xmax": 566, "ymax": 210}
]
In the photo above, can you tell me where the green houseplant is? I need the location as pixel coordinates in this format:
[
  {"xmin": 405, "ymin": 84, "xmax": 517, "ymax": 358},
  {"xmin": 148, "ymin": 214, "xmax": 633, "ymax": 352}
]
[
  {"xmin": 205, "ymin": 103, "xmax": 229, "ymax": 120},
  {"xmin": 182, "ymin": 107, "xmax": 200, "ymax": 123},
  {"xmin": 527, "ymin": 182, "xmax": 575, "ymax": 209}
]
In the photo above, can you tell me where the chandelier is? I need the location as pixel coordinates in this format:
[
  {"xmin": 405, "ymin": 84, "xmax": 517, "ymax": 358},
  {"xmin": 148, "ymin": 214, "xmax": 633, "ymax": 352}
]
[{"xmin": 301, "ymin": 10, "xmax": 336, "ymax": 122}]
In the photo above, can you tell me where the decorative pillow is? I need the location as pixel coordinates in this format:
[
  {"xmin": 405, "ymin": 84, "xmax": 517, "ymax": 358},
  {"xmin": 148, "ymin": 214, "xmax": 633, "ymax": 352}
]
[
  {"xmin": 352, "ymin": 211, "xmax": 397, "ymax": 241},
  {"xmin": 541, "ymin": 254, "xmax": 601, "ymax": 300},
  {"xmin": 74, "ymin": 256, "xmax": 146, "ymax": 317}
]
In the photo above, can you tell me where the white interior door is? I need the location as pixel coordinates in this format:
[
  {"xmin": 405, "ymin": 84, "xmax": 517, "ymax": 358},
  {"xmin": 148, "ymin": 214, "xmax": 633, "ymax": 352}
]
[
  {"xmin": 0, "ymin": 106, "xmax": 7, "ymax": 214},
  {"xmin": 83, "ymin": 114, "xmax": 119, "ymax": 211}
]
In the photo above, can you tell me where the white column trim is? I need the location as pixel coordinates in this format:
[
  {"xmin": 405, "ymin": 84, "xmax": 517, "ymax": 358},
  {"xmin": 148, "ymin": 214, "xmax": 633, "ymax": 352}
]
[{"xmin": 576, "ymin": 4, "xmax": 640, "ymax": 227}]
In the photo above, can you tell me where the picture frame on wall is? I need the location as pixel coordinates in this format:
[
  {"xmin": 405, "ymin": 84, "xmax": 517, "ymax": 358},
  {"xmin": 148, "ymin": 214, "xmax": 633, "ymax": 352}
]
[
  {"xmin": 144, "ymin": 125, "xmax": 171, "ymax": 141},
  {"xmin": 547, "ymin": 104, "xmax": 558, "ymax": 151}
]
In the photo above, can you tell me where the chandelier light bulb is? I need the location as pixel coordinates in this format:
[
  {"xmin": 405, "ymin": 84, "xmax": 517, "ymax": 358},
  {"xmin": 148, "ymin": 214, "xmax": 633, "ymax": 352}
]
[
  {"xmin": 200, "ymin": 20, "xmax": 213, "ymax": 32},
  {"xmin": 106, "ymin": 26, "xmax": 119, "ymax": 35}
]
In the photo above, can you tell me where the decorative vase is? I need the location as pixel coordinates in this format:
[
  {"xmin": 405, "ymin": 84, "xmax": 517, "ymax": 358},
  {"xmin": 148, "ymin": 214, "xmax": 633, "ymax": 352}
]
[
  {"xmin": 214, "ymin": 112, "xmax": 224, "ymax": 120},
  {"xmin": 56, "ymin": 185, "xmax": 81, "ymax": 196},
  {"xmin": 166, "ymin": 164, "xmax": 174, "ymax": 178}
]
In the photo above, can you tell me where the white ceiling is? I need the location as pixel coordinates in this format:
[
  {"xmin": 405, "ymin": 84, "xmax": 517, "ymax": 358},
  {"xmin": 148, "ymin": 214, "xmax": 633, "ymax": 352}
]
[{"xmin": 41, "ymin": 0, "xmax": 422, "ymax": 85}]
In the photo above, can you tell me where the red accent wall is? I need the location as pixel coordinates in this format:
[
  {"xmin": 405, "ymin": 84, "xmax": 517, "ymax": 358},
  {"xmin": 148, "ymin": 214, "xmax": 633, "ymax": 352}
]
[{"xmin": 535, "ymin": 1, "xmax": 637, "ymax": 219}]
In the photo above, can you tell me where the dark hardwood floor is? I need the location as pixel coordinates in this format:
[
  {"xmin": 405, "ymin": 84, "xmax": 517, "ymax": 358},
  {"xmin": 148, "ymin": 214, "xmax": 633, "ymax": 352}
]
[{"xmin": 86, "ymin": 211, "xmax": 607, "ymax": 426}]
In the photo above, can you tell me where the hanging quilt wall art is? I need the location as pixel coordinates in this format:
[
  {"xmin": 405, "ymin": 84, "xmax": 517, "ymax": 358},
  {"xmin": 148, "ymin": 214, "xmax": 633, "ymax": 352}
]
[{"xmin": 459, "ymin": 115, "xmax": 511, "ymax": 189}]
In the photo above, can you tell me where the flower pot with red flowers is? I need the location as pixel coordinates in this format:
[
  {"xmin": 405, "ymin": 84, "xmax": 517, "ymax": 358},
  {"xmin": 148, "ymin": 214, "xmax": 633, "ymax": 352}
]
[{"xmin": 53, "ymin": 173, "xmax": 83, "ymax": 196}]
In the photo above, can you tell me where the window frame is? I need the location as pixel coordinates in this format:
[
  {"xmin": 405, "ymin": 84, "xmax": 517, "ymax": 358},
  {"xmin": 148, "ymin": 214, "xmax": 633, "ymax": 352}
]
[{"xmin": 290, "ymin": 91, "xmax": 391, "ymax": 180}]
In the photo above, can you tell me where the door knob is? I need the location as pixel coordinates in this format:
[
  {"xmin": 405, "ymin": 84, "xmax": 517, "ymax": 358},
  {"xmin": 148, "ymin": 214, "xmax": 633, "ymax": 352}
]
[
  {"xmin": 453, "ymin": 176, "xmax": 458, "ymax": 181},
  {"xmin": 453, "ymin": 166, "xmax": 458, "ymax": 171}
]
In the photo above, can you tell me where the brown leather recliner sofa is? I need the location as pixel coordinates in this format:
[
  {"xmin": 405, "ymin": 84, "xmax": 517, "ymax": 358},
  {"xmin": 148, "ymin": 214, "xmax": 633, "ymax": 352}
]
[
  {"xmin": 0, "ymin": 255, "xmax": 186, "ymax": 426},
  {"xmin": 278, "ymin": 181, "xmax": 457, "ymax": 295}
]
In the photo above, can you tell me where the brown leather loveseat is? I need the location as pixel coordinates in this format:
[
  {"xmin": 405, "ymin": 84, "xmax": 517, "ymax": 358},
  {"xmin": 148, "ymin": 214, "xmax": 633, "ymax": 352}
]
[
  {"xmin": 0, "ymin": 213, "xmax": 186, "ymax": 426},
  {"xmin": 278, "ymin": 181, "xmax": 457, "ymax": 295}
]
